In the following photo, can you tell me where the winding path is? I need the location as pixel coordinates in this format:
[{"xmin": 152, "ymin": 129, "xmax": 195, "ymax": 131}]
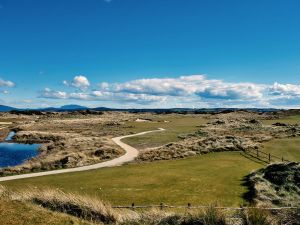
[{"xmin": 0, "ymin": 128, "xmax": 165, "ymax": 182}]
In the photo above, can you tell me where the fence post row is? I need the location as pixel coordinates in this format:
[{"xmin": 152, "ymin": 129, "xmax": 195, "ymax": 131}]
[
  {"xmin": 112, "ymin": 204, "xmax": 299, "ymax": 210},
  {"xmin": 247, "ymin": 148, "xmax": 289, "ymax": 164}
]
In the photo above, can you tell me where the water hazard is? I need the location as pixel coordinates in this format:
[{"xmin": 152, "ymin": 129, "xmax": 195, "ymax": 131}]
[{"xmin": 0, "ymin": 132, "xmax": 40, "ymax": 168}]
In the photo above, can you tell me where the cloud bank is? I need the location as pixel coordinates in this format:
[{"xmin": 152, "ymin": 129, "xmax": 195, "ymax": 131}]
[{"xmin": 38, "ymin": 74, "xmax": 300, "ymax": 108}]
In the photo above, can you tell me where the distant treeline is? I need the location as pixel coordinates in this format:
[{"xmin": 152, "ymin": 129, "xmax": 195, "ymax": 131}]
[{"xmin": 6, "ymin": 107, "xmax": 296, "ymax": 116}]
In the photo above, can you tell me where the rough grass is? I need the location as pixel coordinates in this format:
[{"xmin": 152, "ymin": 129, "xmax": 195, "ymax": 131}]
[
  {"xmin": 0, "ymin": 186, "xmax": 232, "ymax": 225},
  {"xmin": 123, "ymin": 206, "xmax": 227, "ymax": 225},
  {"xmin": 247, "ymin": 162, "xmax": 300, "ymax": 207},
  {"xmin": 240, "ymin": 208, "xmax": 273, "ymax": 225},
  {"xmin": 12, "ymin": 188, "xmax": 119, "ymax": 224},
  {"xmin": 0, "ymin": 200, "xmax": 92, "ymax": 225},
  {"xmin": 1, "ymin": 186, "xmax": 295, "ymax": 225},
  {"xmin": 0, "ymin": 187, "xmax": 90, "ymax": 225},
  {"xmin": 3, "ymin": 152, "xmax": 263, "ymax": 206}
]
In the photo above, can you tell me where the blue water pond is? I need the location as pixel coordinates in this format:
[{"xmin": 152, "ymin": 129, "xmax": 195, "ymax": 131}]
[{"xmin": 0, "ymin": 132, "xmax": 40, "ymax": 168}]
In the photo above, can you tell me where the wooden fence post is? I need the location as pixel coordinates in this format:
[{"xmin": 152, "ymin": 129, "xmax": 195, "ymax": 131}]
[
  {"xmin": 160, "ymin": 203, "xmax": 164, "ymax": 210},
  {"xmin": 187, "ymin": 203, "xmax": 191, "ymax": 209}
]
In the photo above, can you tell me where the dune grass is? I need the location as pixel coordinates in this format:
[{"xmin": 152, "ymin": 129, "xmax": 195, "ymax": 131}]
[
  {"xmin": 122, "ymin": 115, "xmax": 208, "ymax": 149},
  {"xmin": 3, "ymin": 152, "xmax": 263, "ymax": 206},
  {"xmin": 0, "ymin": 199, "xmax": 90, "ymax": 225}
]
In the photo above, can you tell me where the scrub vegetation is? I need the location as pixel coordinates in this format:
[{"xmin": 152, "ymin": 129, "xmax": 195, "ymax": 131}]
[{"xmin": 1, "ymin": 109, "xmax": 300, "ymax": 224}]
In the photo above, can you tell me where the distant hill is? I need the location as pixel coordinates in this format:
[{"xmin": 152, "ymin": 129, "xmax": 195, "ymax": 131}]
[
  {"xmin": 59, "ymin": 105, "xmax": 88, "ymax": 110},
  {"xmin": 0, "ymin": 105, "xmax": 17, "ymax": 112},
  {"xmin": 92, "ymin": 106, "xmax": 116, "ymax": 111},
  {"xmin": 0, "ymin": 104, "xmax": 287, "ymax": 114},
  {"xmin": 39, "ymin": 105, "xmax": 89, "ymax": 112}
]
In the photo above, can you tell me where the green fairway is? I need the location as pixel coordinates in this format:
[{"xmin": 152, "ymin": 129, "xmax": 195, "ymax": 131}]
[
  {"xmin": 262, "ymin": 115, "xmax": 300, "ymax": 125},
  {"xmin": 262, "ymin": 137, "xmax": 300, "ymax": 162},
  {"xmin": 123, "ymin": 115, "xmax": 208, "ymax": 149},
  {"xmin": 3, "ymin": 152, "xmax": 263, "ymax": 206}
]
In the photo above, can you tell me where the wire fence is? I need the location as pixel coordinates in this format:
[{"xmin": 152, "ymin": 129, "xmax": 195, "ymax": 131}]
[
  {"xmin": 112, "ymin": 203, "xmax": 299, "ymax": 210},
  {"xmin": 244, "ymin": 148, "xmax": 290, "ymax": 164},
  {"xmin": 112, "ymin": 203, "xmax": 299, "ymax": 225}
]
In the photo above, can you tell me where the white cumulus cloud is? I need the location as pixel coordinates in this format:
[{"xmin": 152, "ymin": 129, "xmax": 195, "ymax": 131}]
[
  {"xmin": 0, "ymin": 78, "xmax": 15, "ymax": 87},
  {"xmin": 63, "ymin": 75, "xmax": 90, "ymax": 91},
  {"xmin": 100, "ymin": 75, "xmax": 265, "ymax": 100},
  {"xmin": 41, "ymin": 88, "xmax": 67, "ymax": 99},
  {"xmin": 269, "ymin": 82, "xmax": 300, "ymax": 96}
]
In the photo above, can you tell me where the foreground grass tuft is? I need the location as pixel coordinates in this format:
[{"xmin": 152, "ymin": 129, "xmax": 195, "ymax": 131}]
[
  {"xmin": 122, "ymin": 207, "xmax": 226, "ymax": 225},
  {"xmin": 0, "ymin": 186, "xmax": 90, "ymax": 225},
  {"xmin": 2, "ymin": 186, "xmax": 299, "ymax": 225},
  {"xmin": 240, "ymin": 208, "xmax": 272, "ymax": 225},
  {"xmin": 16, "ymin": 188, "xmax": 118, "ymax": 224},
  {"xmin": 202, "ymin": 205, "xmax": 226, "ymax": 225}
]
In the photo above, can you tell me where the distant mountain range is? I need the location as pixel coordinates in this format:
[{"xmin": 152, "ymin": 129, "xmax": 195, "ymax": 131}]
[
  {"xmin": 41, "ymin": 104, "xmax": 89, "ymax": 111},
  {"xmin": 0, "ymin": 105, "xmax": 17, "ymax": 112},
  {"xmin": 0, "ymin": 104, "xmax": 285, "ymax": 113},
  {"xmin": 0, "ymin": 104, "xmax": 85, "ymax": 112},
  {"xmin": 0, "ymin": 104, "xmax": 113, "ymax": 112}
]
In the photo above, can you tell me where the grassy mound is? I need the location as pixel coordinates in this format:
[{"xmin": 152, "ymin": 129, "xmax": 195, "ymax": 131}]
[
  {"xmin": 1, "ymin": 186, "xmax": 287, "ymax": 225},
  {"xmin": 248, "ymin": 162, "xmax": 300, "ymax": 207}
]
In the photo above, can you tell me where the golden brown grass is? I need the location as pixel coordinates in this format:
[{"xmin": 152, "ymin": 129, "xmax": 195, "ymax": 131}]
[
  {"xmin": 1, "ymin": 186, "xmax": 297, "ymax": 225},
  {"xmin": 0, "ymin": 186, "xmax": 91, "ymax": 225},
  {"xmin": 9, "ymin": 187, "xmax": 119, "ymax": 224}
]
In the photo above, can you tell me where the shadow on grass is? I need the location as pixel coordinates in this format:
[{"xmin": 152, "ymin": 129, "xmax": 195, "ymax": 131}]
[
  {"xmin": 239, "ymin": 152, "xmax": 267, "ymax": 204},
  {"xmin": 239, "ymin": 152, "xmax": 268, "ymax": 165},
  {"xmin": 240, "ymin": 173, "xmax": 256, "ymax": 204}
]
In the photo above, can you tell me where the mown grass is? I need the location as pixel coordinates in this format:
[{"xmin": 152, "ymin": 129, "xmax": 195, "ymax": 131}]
[
  {"xmin": 260, "ymin": 115, "xmax": 300, "ymax": 162},
  {"xmin": 122, "ymin": 115, "xmax": 208, "ymax": 149},
  {"xmin": 262, "ymin": 115, "xmax": 300, "ymax": 125},
  {"xmin": 262, "ymin": 137, "xmax": 300, "ymax": 162},
  {"xmin": 3, "ymin": 152, "xmax": 263, "ymax": 206}
]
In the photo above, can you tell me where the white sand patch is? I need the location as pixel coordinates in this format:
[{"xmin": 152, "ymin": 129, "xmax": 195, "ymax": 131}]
[
  {"xmin": 0, "ymin": 122, "xmax": 12, "ymax": 125},
  {"xmin": 135, "ymin": 118, "xmax": 152, "ymax": 122}
]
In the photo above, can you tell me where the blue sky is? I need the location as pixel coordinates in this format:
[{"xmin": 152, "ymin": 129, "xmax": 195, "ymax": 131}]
[{"xmin": 0, "ymin": 0, "xmax": 300, "ymax": 108}]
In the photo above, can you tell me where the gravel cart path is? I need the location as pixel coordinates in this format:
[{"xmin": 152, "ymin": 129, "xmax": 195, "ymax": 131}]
[{"xmin": 0, "ymin": 128, "xmax": 165, "ymax": 182}]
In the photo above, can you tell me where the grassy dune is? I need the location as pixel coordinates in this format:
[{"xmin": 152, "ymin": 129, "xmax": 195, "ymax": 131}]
[
  {"xmin": 0, "ymin": 200, "xmax": 89, "ymax": 225},
  {"xmin": 3, "ymin": 152, "xmax": 263, "ymax": 206}
]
